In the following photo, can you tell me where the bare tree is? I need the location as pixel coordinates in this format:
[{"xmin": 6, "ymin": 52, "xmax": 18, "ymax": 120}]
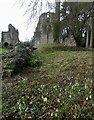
[
  {"xmin": 17, "ymin": 0, "xmax": 61, "ymax": 43},
  {"xmin": 17, "ymin": 0, "xmax": 55, "ymax": 19}
]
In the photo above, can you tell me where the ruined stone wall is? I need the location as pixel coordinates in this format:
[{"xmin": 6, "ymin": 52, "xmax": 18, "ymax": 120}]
[
  {"xmin": 33, "ymin": 12, "xmax": 54, "ymax": 47},
  {"xmin": 62, "ymin": 35, "xmax": 76, "ymax": 47},
  {"xmin": 1, "ymin": 24, "xmax": 19, "ymax": 48},
  {"xmin": 2, "ymin": 32, "xmax": 12, "ymax": 45},
  {"xmin": 33, "ymin": 12, "xmax": 76, "ymax": 47}
]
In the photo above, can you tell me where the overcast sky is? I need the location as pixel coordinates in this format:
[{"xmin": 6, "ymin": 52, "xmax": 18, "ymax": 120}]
[
  {"xmin": 0, "ymin": 0, "xmax": 28, "ymax": 41},
  {"xmin": 0, "ymin": 0, "xmax": 55, "ymax": 42}
]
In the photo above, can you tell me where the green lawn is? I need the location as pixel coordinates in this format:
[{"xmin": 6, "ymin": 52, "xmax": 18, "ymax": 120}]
[
  {"xmin": 2, "ymin": 44, "xmax": 94, "ymax": 119},
  {"xmin": 0, "ymin": 48, "xmax": 8, "ymax": 53}
]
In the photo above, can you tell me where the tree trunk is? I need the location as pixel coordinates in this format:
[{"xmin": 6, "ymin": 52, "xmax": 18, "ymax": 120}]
[
  {"xmin": 90, "ymin": 1, "xmax": 94, "ymax": 48},
  {"xmin": 92, "ymin": 3, "xmax": 94, "ymax": 48},
  {"xmin": 90, "ymin": 17, "xmax": 93, "ymax": 48},
  {"xmin": 53, "ymin": 0, "xmax": 60, "ymax": 43},
  {"xmin": 90, "ymin": 30, "xmax": 93, "ymax": 48},
  {"xmin": 86, "ymin": 30, "xmax": 89, "ymax": 48}
]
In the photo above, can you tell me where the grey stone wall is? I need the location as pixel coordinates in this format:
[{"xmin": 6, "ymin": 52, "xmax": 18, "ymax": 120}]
[
  {"xmin": 1, "ymin": 24, "xmax": 19, "ymax": 48},
  {"xmin": 33, "ymin": 12, "xmax": 76, "ymax": 47},
  {"xmin": 33, "ymin": 12, "xmax": 54, "ymax": 47},
  {"xmin": 62, "ymin": 35, "xmax": 76, "ymax": 47}
]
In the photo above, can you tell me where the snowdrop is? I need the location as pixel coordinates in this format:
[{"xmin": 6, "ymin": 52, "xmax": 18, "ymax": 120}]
[
  {"xmin": 57, "ymin": 98, "xmax": 60, "ymax": 103},
  {"xmin": 89, "ymin": 95, "xmax": 92, "ymax": 99},
  {"xmin": 69, "ymin": 94, "xmax": 71, "ymax": 98},
  {"xmin": 86, "ymin": 97, "xmax": 88, "ymax": 100},
  {"xmin": 85, "ymin": 84, "xmax": 87, "ymax": 89}
]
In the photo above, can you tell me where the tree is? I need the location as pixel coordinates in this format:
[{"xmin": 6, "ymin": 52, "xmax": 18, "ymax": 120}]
[
  {"xmin": 18, "ymin": 0, "xmax": 46, "ymax": 19},
  {"xmin": 61, "ymin": 2, "xmax": 92, "ymax": 47},
  {"xmin": 18, "ymin": 0, "xmax": 61, "ymax": 43},
  {"xmin": 90, "ymin": 16, "xmax": 93, "ymax": 48},
  {"xmin": 89, "ymin": 2, "xmax": 94, "ymax": 48},
  {"xmin": 86, "ymin": 29, "xmax": 89, "ymax": 48},
  {"xmin": 53, "ymin": 0, "xmax": 60, "ymax": 43}
]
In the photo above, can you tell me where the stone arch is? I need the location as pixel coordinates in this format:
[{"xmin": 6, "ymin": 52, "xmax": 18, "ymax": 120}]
[{"xmin": 4, "ymin": 42, "xmax": 9, "ymax": 48}]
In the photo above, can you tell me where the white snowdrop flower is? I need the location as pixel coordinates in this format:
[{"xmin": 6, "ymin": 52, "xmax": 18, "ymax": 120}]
[
  {"xmin": 89, "ymin": 91, "xmax": 91, "ymax": 94},
  {"xmin": 51, "ymin": 113, "xmax": 53, "ymax": 116},
  {"xmin": 56, "ymin": 109, "xmax": 58, "ymax": 112},
  {"xmin": 57, "ymin": 98, "xmax": 60, "ymax": 103},
  {"xmin": 70, "ymin": 83, "xmax": 72, "ymax": 85},
  {"xmin": 69, "ymin": 94, "xmax": 71, "ymax": 98},
  {"xmin": 43, "ymin": 97, "xmax": 47, "ymax": 102},
  {"xmin": 89, "ymin": 95, "xmax": 92, "ymax": 99},
  {"xmin": 85, "ymin": 84, "xmax": 87, "ymax": 89},
  {"xmin": 65, "ymin": 89, "xmax": 66, "ymax": 91},
  {"xmin": 86, "ymin": 71, "xmax": 88, "ymax": 74},
  {"xmin": 74, "ymin": 115, "xmax": 76, "ymax": 118},
  {"xmin": 60, "ymin": 89, "xmax": 62, "ymax": 92},
  {"xmin": 42, "ymin": 96, "xmax": 48, "ymax": 103},
  {"xmin": 59, "ymin": 93, "xmax": 62, "ymax": 96},
  {"xmin": 86, "ymin": 97, "xmax": 88, "ymax": 100}
]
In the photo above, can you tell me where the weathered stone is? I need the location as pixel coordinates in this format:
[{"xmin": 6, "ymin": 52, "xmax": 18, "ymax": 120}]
[
  {"xmin": 33, "ymin": 12, "xmax": 76, "ymax": 48},
  {"xmin": 63, "ymin": 35, "xmax": 76, "ymax": 47},
  {"xmin": 2, "ymin": 42, "xmax": 34, "ymax": 77},
  {"xmin": 33, "ymin": 12, "xmax": 54, "ymax": 47},
  {"xmin": 7, "ymin": 53, "xmax": 16, "ymax": 58},
  {"xmin": 1, "ymin": 24, "xmax": 19, "ymax": 48}
]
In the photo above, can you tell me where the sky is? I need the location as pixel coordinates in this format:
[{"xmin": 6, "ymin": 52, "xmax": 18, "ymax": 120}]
[
  {"xmin": 0, "ymin": 0, "xmax": 29, "ymax": 41},
  {"xmin": 0, "ymin": 0, "xmax": 55, "ymax": 42},
  {"xmin": 0, "ymin": 0, "xmax": 42, "ymax": 42},
  {"xmin": 0, "ymin": 0, "xmax": 93, "ymax": 42}
]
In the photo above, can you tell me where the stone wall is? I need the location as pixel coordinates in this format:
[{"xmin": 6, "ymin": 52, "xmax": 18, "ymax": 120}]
[
  {"xmin": 2, "ymin": 42, "xmax": 33, "ymax": 77},
  {"xmin": 1, "ymin": 24, "xmax": 19, "ymax": 48},
  {"xmin": 62, "ymin": 35, "xmax": 76, "ymax": 47},
  {"xmin": 33, "ymin": 12, "xmax": 54, "ymax": 47},
  {"xmin": 33, "ymin": 12, "xmax": 76, "ymax": 47}
]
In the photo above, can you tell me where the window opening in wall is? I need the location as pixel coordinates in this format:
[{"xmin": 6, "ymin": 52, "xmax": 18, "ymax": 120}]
[{"xmin": 4, "ymin": 42, "xmax": 8, "ymax": 48}]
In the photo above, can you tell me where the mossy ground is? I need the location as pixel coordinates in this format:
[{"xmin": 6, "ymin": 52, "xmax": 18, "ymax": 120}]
[{"xmin": 2, "ymin": 44, "xmax": 94, "ymax": 119}]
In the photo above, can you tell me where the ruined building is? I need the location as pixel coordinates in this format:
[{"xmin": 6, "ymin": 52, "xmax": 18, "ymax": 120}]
[
  {"xmin": 1, "ymin": 24, "xmax": 19, "ymax": 48},
  {"xmin": 33, "ymin": 12, "xmax": 55, "ymax": 47},
  {"xmin": 32, "ymin": 12, "xmax": 76, "ymax": 47}
]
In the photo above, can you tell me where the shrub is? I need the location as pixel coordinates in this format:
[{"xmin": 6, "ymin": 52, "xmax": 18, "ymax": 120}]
[{"xmin": 30, "ymin": 52, "xmax": 42, "ymax": 67}]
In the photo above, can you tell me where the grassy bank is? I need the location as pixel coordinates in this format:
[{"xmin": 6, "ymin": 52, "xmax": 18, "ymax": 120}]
[
  {"xmin": 0, "ymin": 48, "xmax": 8, "ymax": 53},
  {"xmin": 2, "ymin": 44, "xmax": 94, "ymax": 119}
]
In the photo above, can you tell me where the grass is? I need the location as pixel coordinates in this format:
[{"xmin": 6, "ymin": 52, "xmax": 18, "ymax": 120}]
[
  {"xmin": 0, "ymin": 48, "xmax": 8, "ymax": 53},
  {"xmin": 2, "ymin": 44, "xmax": 94, "ymax": 119}
]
